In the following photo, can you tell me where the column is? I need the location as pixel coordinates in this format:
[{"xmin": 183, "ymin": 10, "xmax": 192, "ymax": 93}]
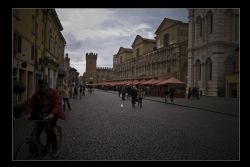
[{"xmin": 187, "ymin": 50, "xmax": 193, "ymax": 94}]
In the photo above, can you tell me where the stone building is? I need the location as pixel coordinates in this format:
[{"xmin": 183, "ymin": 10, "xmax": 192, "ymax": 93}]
[
  {"xmin": 57, "ymin": 31, "xmax": 67, "ymax": 87},
  {"xmin": 96, "ymin": 67, "xmax": 113, "ymax": 83},
  {"xmin": 63, "ymin": 53, "xmax": 80, "ymax": 86},
  {"xmin": 43, "ymin": 9, "xmax": 64, "ymax": 89},
  {"xmin": 85, "ymin": 52, "xmax": 112, "ymax": 84},
  {"xmin": 69, "ymin": 67, "xmax": 79, "ymax": 85},
  {"xmin": 113, "ymin": 18, "xmax": 188, "ymax": 83},
  {"xmin": 112, "ymin": 47, "xmax": 133, "ymax": 80},
  {"xmin": 187, "ymin": 9, "xmax": 239, "ymax": 97},
  {"xmin": 13, "ymin": 9, "xmax": 66, "ymax": 103}
]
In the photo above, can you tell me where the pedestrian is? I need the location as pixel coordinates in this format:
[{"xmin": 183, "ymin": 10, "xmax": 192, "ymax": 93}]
[
  {"xmin": 188, "ymin": 87, "xmax": 192, "ymax": 99},
  {"xmin": 121, "ymin": 86, "xmax": 126, "ymax": 100},
  {"xmin": 62, "ymin": 85, "xmax": 71, "ymax": 111},
  {"xmin": 74, "ymin": 86, "xmax": 78, "ymax": 99},
  {"xmin": 82, "ymin": 85, "xmax": 85, "ymax": 96},
  {"xmin": 71, "ymin": 86, "xmax": 74, "ymax": 99},
  {"xmin": 118, "ymin": 86, "xmax": 121, "ymax": 97},
  {"xmin": 164, "ymin": 85, "xmax": 169, "ymax": 103},
  {"xmin": 196, "ymin": 87, "xmax": 200, "ymax": 100},
  {"xmin": 169, "ymin": 87, "xmax": 175, "ymax": 102},
  {"xmin": 137, "ymin": 86, "xmax": 145, "ymax": 108},
  {"xmin": 191, "ymin": 87, "xmax": 195, "ymax": 100},
  {"xmin": 131, "ymin": 86, "xmax": 137, "ymax": 108},
  {"xmin": 127, "ymin": 86, "xmax": 131, "ymax": 100},
  {"xmin": 79, "ymin": 86, "xmax": 82, "ymax": 99}
]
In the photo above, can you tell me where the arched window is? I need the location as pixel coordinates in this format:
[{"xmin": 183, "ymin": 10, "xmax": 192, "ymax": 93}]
[
  {"xmin": 196, "ymin": 16, "xmax": 202, "ymax": 37},
  {"xmin": 206, "ymin": 58, "xmax": 212, "ymax": 80},
  {"xmin": 207, "ymin": 11, "xmax": 213, "ymax": 33}
]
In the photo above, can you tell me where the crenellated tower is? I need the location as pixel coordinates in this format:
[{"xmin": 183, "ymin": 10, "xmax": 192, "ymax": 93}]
[{"xmin": 85, "ymin": 52, "xmax": 97, "ymax": 84}]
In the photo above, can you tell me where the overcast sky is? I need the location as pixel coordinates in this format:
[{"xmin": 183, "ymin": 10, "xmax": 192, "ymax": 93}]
[{"xmin": 56, "ymin": 8, "xmax": 188, "ymax": 76}]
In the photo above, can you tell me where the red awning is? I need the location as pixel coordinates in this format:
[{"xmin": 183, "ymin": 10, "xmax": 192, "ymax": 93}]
[
  {"xmin": 132, "ymin": 80, "xmax": 140, "ymax": 85},
  {"xmin": 136, "ymin": 79, "xmax": 146, "ymax": 85},
  {"xmin": 141, "ymin": 78, "xmax": 157, "ymax": 85},
  {"xmin": 151, "ymin": 77, "xmax": 165, "ymax": 85},
  {"xmin": 116, "ymin": 81, "xmax": 128, "ymax": 86},
  {"xmin": 156, "ymin": 77, "xmax": 185, "ymax": 85}
]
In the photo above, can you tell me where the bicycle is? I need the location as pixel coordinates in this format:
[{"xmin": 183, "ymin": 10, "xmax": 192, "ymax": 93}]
[{"xmin": 14, "ymin": 117, "xmax": 62, "ymax": 160}]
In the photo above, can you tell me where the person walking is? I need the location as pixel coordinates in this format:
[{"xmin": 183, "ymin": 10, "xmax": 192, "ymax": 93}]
[
  {"xmin": 121, "ymin": 86, "xmax": 126, "ymax": 100},
  {"xmin": 188, "ymin": 87, "xmax": 192, "ymax": 99},
  {"xmin": 196, "ymin": 87, "xmax": 200, "ymax": 100},
  {"xmin": 62, "ymin": 85, "xmax": 71, "ymax": 111},
  {"xmin": 131, "ymin": 86, "xmax": 137, "ymax": 108},
  {"xmin": 118, "ymin": 86, "xmax": 121, "ymax": 97},
  {"xmin": 79, "ymin": 86, "xmax": 82, "ymax": 99},
  {"xmin": 137, "ymin": 86, "xmax": 145, "ymax": 108},
  {"xmin": 169, "ymin": 87, "xmax": 175, "ymax": 102},
  {"xmin": 74, "ymin": 86, "xmax": 78, "ymax": 99},
  {"xmin": 126, "ymin": 86, "xmax": 131, "ymax": 100},
  {"xmin": 82, "ymin": 85, "xmax": 85, "ymax": 96},
  {"xmin": 164, "ymin": 85, "xmax": 169, "ymax": 103},
  {"xmin": 191, "ymin": 87, "xmax": 195, "ymax": 100}
]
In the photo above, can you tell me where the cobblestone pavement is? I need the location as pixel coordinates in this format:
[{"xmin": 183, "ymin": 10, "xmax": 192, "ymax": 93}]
[
  {"xmin": 13, "ymin": 89, "xmax": 239, "ymax": 160},
  {"xmin": 105, "ymin": 90, "xmax": 239, "ymax": 116}
]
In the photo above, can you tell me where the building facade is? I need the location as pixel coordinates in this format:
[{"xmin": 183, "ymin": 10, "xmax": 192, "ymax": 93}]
[
  {"xmin": 13, "ymin": 9, "xmax": 66, "ymax": 103},
  {"xmin": 43, "ymin": 9, "xmax": 64, "ymax": 89},
  {"xmin": 85, "ymin": 52, "xmax": 113, "ymax": 84},
  {"xmin": 68, "ymin": 67, "xmax": 79, "ymax": 85},
  {"xmin": 187, "ymin": 9, "xmax": 239, "ymax": 96},
  {"xmin": 63, "ymin": 53, "xmax": 80, "ymax": 86},
  {"xmin": 96, "ymin": 67, "xmax": 113, "ymax": 83},
  {"xmin": 113, "ymin": 18, "xmax": 188, "ymax": 83},
  {"xmin": 57, "ymin": 31, "xmax": 67, "ymax": 87}
]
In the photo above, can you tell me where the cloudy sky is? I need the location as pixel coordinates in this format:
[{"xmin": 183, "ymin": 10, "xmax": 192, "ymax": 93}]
[{"xmin": 56, "ymin": 8, "xmax": 188, "ymax": 76}]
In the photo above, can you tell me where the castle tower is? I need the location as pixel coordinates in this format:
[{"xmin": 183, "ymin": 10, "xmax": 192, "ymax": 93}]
[{"xmin": 85, "ymin": 52, "xmax": 97, "ymax": 84}]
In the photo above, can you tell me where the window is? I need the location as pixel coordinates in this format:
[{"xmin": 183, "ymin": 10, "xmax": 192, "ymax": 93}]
[
  {"xmin": 196, "ymin": 60, "xmax": 201, "ymax": 80},
  {"xmin": 206, "ymin": 58, "xmax": 212, "ymax": 80},
  {"xmin": 17, "ymin": 35, "xmax": 22, "ymax": 53},
  {"xmin": 35, "ymin": 22, "xmax": 38, "ymax": 38},
  {"xmin": 167, "ymin": 67, "xmax": 171, "ymax": 73},
  {"xmin": 136, "ymin": 48, "xmax": 140, "ymax": 57},
  {"xmin": 13, "ymin": 34, "xmax": 17, "ymax": 55},
  {"xmin": 41, "ymin": 30, "xmax": 44, "ymax": 43},
  {"xmin": 200, "ymin": 19, "xmax": 202, "ymax": 37},
  {"xmin": 208, "ymin": 12, "xmax": 213, "ymax": 33},
  {"xmin": 164, "ymin": 34, "xmax": 169, "ymax": 47},
  {"xmin": 32, "ymin": 15, "xmax": 35, "ymax": 34},
  {"xmin": 235, "ymin": 15, "xmax": 239, "ymax": 41},
  {"xmin": 196, "ymin": 16, "xmax": 202, "ymax": 37},
  {"xmin": 35, "ymin": 47, "xmax": 38, "ymax": 58},
  {"xmin": 235, "ymin": 48, "xmax": 239, "ymax": 73},
  {"xmin": 49, "ymin": 36, "xmax": 54, "ymax": 54},
  {"xmin": 31, "ymin": 45, "xmax": 35, "ymax": 60}
]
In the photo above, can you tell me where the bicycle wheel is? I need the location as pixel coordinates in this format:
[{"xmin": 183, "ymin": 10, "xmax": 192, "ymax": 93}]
[{"xmin": 14, "ymin": 139, "xmax": 43, "ymax": 160}]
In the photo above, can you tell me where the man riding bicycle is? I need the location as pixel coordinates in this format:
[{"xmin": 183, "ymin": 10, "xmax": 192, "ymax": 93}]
[{"xmin": 24, "ymin": 79, "xmax": 66, "ymax": 157}]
